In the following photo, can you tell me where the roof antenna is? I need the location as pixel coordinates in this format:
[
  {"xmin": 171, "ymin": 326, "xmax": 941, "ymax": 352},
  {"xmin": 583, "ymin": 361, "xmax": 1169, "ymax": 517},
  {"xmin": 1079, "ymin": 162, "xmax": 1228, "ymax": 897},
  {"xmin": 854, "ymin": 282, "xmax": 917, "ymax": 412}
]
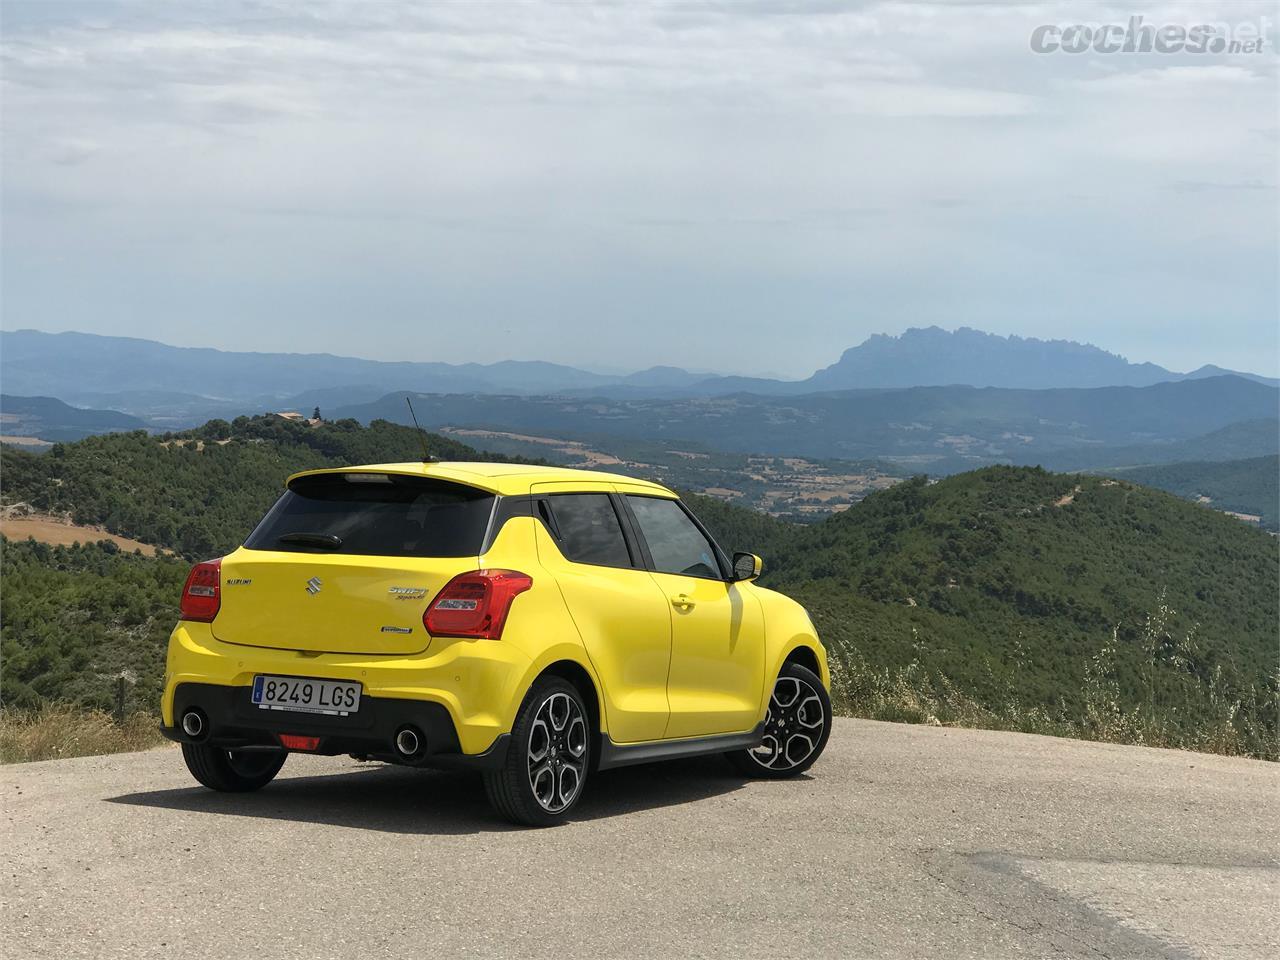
[{"xmin": 404, "ymin": 396, "xmax": 435, "ymax": 463}]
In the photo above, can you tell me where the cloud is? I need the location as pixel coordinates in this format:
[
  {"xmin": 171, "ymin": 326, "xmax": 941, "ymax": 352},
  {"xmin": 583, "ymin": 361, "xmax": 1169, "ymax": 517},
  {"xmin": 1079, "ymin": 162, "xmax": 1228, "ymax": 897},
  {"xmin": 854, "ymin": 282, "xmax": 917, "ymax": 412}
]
[
  {"xmin": 1069, "ymin": 63, "xmax": 1267, "ymax": 93},
  {"xmin": 0, "ymin": 0, "xmax": 1275, "ymax": 377},
  {"xmin": 43, "ymin": 138, "xmax": 100, "ymax": 166},
  {"xmin": 1170, "ymin": 179, "xmax": 1275, "ymax": 193}
]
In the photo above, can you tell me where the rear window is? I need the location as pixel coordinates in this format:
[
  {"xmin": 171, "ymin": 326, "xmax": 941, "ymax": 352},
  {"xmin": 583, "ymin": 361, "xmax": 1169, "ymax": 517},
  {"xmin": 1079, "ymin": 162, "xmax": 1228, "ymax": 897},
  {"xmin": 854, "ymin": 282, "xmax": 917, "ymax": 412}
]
[{"xmin": 245, "ymin": 473, "xmax": 494, "ymax": 558}]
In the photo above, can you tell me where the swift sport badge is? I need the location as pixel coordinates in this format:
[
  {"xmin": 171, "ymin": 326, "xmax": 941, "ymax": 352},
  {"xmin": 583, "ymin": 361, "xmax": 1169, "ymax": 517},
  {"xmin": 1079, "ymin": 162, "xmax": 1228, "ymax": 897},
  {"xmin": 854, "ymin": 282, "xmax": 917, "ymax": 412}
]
[{"xmin": 389, "ymin": 586, "xmax": 428, "ymax": 600}]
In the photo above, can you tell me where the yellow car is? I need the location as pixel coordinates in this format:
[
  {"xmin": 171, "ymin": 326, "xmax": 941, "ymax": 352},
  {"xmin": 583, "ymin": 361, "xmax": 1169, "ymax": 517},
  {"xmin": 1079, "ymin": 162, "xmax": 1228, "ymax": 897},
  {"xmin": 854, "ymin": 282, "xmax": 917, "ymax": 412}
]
[{"xmin": 162, "ymin": 461, "xmax": 832, "ymax": 825}]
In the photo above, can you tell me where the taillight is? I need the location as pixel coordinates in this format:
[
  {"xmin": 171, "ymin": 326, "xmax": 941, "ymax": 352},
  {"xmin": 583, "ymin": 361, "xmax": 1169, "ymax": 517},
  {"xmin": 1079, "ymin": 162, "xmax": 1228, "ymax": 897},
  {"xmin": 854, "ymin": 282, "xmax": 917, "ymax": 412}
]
[
  {"xmin": 423, "ymin": 569, "xmax": 532, "ymax": 640},
  {"xmin": 180, "ymin": 558, "xmax": 222, "ymax": 622}
]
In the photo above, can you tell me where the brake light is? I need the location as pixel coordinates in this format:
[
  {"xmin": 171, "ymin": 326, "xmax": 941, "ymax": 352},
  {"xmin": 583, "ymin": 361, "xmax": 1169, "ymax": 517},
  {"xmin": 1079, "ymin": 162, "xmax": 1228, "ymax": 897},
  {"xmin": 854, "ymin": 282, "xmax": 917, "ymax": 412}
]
[
  {"xmin": 279, "ymin": 734, "xmax": 321, "ymax": 751},
  {"xmin": 424, "ymin": 569, "xmax": 533, "ymax": 640},
  {"xmin": 180, "ymin": 558, "xmax": 222, "ymax": 622}
]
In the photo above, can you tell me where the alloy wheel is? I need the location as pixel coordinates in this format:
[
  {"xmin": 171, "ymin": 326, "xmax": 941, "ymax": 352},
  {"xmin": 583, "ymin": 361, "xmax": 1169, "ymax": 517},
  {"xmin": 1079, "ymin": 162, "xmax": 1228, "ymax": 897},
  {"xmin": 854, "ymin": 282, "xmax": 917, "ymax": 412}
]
[
  {"xmin": 527, "ymin": 692, "xmax": 588, "ymax": 812},
  {"xmin": 751, "ymin": 674, "xmax": 826, "ymax": 771}
]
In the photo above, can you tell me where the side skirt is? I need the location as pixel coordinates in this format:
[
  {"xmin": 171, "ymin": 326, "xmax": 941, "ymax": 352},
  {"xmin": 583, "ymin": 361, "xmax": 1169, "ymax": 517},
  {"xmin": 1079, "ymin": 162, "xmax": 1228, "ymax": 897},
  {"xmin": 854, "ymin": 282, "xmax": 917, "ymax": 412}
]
[{"xmin": 596, "ymin": 722, "xmax": 765, "ymax": 771}]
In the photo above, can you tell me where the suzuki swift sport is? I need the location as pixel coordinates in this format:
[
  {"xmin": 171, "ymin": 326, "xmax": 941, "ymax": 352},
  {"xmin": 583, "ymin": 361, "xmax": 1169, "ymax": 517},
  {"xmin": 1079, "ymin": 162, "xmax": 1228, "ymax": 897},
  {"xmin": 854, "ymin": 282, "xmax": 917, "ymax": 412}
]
[{"xmin": 162, "ymin": 462, "xmax": 832, "ymax": 825}]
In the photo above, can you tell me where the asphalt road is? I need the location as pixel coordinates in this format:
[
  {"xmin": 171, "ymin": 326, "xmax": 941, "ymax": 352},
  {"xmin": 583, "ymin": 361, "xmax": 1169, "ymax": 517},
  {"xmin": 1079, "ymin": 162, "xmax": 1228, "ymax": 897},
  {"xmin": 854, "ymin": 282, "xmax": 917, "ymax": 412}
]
[{"xmin": 3, "ymin": 719, "xmax": 1277, "ymax": 959}]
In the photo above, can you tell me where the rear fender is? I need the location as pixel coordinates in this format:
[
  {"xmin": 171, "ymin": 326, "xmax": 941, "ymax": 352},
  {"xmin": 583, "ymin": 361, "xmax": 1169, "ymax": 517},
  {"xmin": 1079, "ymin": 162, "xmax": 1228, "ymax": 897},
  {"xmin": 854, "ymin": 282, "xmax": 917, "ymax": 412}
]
[
  {"xmin": 511, "ymin": 647, "xmax": 610, "ymax": 739},
  {"xmin": 479, "ymin": 515, "xmax": 608, "ymax": 737}
]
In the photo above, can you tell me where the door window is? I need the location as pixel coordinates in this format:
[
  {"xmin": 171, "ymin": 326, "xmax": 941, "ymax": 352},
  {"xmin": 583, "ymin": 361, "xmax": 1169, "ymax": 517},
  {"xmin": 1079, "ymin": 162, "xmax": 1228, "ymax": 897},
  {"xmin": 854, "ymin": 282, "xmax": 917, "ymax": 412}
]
[
  {"xmin": 627, "ymin": 496, "xmax": 723, "ymax": 579},
  {"xmin": 543, "ymin": 494, "xmax": 633, "ymax": 568}
]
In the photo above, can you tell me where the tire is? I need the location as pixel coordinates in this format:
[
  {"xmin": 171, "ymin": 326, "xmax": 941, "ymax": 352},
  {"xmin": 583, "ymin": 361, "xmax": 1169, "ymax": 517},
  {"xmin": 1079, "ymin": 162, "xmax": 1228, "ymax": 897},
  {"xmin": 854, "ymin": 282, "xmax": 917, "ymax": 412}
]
[
  {"xmin": 727, "ymin": 662, "xmax": 832, "ymax": 779},
  {"xmin": 484, "ymin": 677, "xmax": 590, "ymax": 827},
  {"xmin": 181, "ymin": 743, "xmax": 287, "ymax": 792}
]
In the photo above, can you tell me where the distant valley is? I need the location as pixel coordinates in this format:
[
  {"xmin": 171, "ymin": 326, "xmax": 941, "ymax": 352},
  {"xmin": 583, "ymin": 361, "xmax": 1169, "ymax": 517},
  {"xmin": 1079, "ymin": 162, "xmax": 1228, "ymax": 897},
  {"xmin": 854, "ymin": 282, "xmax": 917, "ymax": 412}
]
[
  {"xmin": 335, "ymin": 376, "xmax": 1279, "ymax": 470},
  {"xmin": 0, "ymin": 394, "xmax": 146, "ymax": 444},
  {"xmin": 3, "ymin": 325, "xmax": 1276, "ymax": 527}
]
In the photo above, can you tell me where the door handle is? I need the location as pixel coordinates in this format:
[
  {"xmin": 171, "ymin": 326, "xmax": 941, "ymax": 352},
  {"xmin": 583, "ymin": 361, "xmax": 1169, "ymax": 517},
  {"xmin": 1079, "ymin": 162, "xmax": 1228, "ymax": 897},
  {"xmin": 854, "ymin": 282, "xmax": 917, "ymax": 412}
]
[{"xmin": 670, "ymin": 594, "xmax": 695, "ymax": 611}]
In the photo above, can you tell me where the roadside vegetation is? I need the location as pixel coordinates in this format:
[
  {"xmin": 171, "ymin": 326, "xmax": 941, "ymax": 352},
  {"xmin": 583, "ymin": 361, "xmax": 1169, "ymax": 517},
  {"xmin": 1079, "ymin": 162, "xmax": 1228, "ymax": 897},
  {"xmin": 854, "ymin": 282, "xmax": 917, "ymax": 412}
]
[
  {"xmin": 824, "ymin": 630, "xmax": 1276, "ymax": 760},
  {"xmin": 696, "ymin": 469, "xmax": 1279, "ymax": 760},
  {"xmin": 0, "ymin": 703, "xmax": 167, "ymax": 763},
  {"xmin": 2, "ymin": 418, "xmax": 1276, "ymax": 762}
]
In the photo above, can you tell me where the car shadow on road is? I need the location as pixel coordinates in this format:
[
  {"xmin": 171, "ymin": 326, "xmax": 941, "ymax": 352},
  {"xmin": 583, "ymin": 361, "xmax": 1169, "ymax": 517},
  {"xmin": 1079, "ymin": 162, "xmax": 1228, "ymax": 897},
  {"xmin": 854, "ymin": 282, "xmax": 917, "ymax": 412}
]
[{"xmin": 105, "ymin": 756, "xmax": 753, "ymax": 835}]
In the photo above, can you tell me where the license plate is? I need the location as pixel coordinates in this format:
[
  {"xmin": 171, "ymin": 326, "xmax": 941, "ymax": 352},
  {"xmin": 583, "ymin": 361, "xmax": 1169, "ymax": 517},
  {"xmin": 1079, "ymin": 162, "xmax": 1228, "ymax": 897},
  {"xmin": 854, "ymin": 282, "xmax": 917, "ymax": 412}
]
[{"xmin": 251, "ymin": 676, "xmax": 361, "ymax": 716}]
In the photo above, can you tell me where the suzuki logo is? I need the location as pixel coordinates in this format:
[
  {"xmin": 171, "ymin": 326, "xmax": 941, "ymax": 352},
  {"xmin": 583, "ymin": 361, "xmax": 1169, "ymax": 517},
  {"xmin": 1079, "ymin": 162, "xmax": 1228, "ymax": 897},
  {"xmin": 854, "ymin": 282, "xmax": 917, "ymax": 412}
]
[{"xmin": 305, "ymin": 577, "xmax": 322, "ymax": 595}]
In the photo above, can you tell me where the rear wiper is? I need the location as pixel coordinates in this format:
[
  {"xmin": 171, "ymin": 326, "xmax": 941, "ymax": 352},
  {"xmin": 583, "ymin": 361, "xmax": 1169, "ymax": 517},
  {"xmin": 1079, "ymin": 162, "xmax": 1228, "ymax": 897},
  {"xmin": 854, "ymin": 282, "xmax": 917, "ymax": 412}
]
[{"xmin": 278, "ymin": 532, "xmax": 342, "ymax": 549}]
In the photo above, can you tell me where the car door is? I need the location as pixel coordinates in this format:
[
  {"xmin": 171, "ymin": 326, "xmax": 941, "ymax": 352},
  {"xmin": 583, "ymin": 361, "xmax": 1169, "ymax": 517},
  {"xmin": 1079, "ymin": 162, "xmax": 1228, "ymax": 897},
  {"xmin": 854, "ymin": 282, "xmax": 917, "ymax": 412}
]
[
  {"xmin": 622, "ymin": 494, "xmax": 765, "ymax": 739},
  {"xmin": 530, "ymin": 483, "xmax": 672, "ymax": 743}
]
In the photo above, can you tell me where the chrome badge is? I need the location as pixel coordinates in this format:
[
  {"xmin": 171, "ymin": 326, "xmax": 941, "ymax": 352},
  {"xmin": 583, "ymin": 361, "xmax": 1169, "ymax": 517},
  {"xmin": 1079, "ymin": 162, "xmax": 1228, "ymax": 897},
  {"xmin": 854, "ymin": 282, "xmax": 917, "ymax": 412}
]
[
  {"xmin": 305, "ymin": 576, "xmax": 322, "ymax": 595},
  {"xmin": 380, "ymin": 625, "xmax": 413, "ymax": 634},
  {"xmin": 388, "ymin": 586, "xmax": 428, "ymax": 600}
]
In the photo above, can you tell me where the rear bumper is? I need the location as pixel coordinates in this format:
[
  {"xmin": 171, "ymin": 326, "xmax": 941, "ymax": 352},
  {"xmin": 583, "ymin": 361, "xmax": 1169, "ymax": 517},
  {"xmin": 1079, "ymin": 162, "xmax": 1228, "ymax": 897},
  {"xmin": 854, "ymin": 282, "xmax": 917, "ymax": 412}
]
[
  {"xmin": 163, "ymin": 681, "xmax": 510, "ymax": 771},
  {"xmin": 163, "ymin": 622, "xmax": 531, "ymax": 755}
]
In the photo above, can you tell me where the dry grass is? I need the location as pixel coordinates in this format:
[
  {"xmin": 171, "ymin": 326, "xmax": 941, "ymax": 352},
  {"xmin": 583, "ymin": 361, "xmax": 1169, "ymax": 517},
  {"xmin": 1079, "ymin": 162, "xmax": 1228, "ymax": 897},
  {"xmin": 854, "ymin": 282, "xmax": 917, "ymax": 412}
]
[
  {"xmin": 0, "ymin": 704, "xmax": 169, "ymax": 764},
  {"xmin": 827, "ymin": 654, "xmax": 1070, "ymax": 738},
  {"xmin": 827, "ymin": 625, "xmax": 1278, "ymax": 762}
]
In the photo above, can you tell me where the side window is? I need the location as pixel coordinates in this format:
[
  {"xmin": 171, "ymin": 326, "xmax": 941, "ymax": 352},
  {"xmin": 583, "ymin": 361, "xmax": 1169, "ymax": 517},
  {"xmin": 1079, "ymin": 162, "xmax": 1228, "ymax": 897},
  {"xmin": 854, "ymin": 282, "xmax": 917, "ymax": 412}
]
[
  {"xmin": 627, "ymin": 496, "xmax": 723, "ymax": 580},
  {"xmin": 543, "ymin": 494, "xmax": 633, "ymax": 568}
]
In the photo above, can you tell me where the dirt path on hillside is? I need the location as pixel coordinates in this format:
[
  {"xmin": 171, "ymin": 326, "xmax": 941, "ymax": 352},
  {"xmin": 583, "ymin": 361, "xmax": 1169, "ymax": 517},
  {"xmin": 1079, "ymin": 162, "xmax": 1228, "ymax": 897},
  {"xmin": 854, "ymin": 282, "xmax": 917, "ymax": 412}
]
[{"xmin": 0, "ymin": 513, "xmax": 157, "ymax": 556}]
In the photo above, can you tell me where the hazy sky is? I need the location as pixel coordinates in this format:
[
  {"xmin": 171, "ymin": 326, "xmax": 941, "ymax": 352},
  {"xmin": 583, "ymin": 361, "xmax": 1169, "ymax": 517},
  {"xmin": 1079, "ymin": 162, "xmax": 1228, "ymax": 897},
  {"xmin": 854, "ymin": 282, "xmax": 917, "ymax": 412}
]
[{"xmin": 2, "ymin": 0, "xmax": 1276, "ymax": 378}]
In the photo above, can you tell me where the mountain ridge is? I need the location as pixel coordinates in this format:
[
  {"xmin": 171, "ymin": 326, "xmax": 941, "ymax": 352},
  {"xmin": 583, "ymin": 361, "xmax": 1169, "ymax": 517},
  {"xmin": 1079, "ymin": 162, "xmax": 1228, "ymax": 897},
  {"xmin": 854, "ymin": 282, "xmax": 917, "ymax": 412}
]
[
  {"xmin": 0, "ymin": 394, "xmax": 146, "ymax": 441},
  {"xmin": 804, "ymin": 326, "xmax": 1225, "ymax": 390},
  {"xmin": 3, "ymin": 327, "xmax": 1274, "ymax": 421}
]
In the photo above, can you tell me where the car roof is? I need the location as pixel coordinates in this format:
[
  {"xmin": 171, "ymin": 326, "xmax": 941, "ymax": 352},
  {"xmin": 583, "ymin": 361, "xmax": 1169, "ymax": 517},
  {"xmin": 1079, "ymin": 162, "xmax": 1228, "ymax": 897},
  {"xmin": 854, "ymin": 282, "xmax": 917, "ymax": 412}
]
[{"xmin": 284, "ymin": 461, "xmax": 677, "ymax": 497}]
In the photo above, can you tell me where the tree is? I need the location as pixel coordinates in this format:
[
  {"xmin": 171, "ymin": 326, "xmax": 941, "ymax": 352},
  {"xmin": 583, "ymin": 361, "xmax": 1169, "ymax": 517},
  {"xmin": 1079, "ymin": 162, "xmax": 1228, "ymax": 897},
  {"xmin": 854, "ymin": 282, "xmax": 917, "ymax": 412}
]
[
  {"xmin": 202, "ymin": 419, "xmax": 232, "ymax": 439},
  {"xmin": 312, "ymin": 407, "xmax": 322, "ymax": 421}
]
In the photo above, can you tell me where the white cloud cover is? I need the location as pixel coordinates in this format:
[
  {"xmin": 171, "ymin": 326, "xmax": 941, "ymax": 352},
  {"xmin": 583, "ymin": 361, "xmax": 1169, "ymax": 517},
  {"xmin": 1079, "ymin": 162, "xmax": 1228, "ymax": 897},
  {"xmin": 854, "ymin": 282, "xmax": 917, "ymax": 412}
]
[{"xmin": 2, "ymin": 0, "xmax": 1276, "ymax": 376}]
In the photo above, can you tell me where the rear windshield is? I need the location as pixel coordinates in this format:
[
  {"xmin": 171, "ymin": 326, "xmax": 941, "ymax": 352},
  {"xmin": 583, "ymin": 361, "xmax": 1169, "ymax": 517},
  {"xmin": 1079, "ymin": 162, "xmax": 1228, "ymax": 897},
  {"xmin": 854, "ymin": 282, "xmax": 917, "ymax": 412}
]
[{"xmin": 245, "ymin": 473, "xmax": 495, "ymax": 558}]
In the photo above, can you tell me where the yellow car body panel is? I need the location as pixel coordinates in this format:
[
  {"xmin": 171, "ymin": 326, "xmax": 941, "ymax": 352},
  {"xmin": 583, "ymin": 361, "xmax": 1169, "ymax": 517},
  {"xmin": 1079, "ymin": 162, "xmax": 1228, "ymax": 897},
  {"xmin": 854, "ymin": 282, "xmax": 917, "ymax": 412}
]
[
  {"xmin": 162, "ymin": 461, "xmax": 827, "ymax": 763},
  {"xmin": 529, "ymin": 496, "xmax": 672, "ymax": 743},
  {"xmin": 654, "ymin": 569, "xmax": 766, "ymax": 738}
]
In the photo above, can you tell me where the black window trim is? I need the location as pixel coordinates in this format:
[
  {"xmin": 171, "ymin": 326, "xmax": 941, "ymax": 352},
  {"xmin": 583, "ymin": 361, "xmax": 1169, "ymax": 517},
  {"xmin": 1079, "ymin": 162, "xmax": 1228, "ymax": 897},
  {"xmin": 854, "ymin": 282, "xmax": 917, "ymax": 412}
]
[
  {"xmin": 620, "ymin": 493, "xmax": 731, "ymax": 582},
  {"xmin": 481, "ymin": 490, "xmax": 731, "ymax": 582},
  {"xmin": 480, "ymin": 494, "xmax": 531, "ymax": 554},
  {"xmin": 612, "ymin": 493, "xmax": 653, "ymax": 570}
]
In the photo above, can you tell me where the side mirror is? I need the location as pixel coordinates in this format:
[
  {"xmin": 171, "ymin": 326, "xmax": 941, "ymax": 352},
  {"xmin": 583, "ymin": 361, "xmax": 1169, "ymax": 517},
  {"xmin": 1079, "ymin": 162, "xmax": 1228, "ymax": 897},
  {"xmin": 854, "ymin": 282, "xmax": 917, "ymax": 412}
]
[{"xmin": 732, "ymin": 552, "xmax": 762, "ymax": 582}]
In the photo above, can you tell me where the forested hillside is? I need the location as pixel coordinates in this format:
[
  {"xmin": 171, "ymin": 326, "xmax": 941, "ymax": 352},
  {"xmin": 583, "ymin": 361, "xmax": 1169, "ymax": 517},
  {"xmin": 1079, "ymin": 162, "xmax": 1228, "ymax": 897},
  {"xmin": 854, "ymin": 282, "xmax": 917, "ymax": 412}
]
[
  {"xmin": 0, "ymin": 415, "xmax": 521, "ymax": 558},
  {"xmin": 692, "ymin": 470, "xmax": 1278, "ymax": 757},
  {"xmin": 1, "ymin": 541, "xmax": 188, "ymax": 712},
  {"xmin": 1111, "ymin": 456, "xmax": 1278, "ymax": 530},
  {"xmin": 2, "ymin": 419, "xmax": 1276, "ymax": 758}
]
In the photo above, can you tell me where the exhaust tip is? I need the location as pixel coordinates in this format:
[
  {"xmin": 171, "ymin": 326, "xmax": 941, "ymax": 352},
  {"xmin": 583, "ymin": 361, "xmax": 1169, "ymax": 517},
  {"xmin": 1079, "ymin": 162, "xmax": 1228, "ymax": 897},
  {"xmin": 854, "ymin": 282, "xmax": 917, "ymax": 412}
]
[
  {"xmin": 181, "ymin": 709, "xmax": 206, "ymax": 739},
  {"xmin": 394, "ymin": 726, "xmax": 422, "ymax": 758}
]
